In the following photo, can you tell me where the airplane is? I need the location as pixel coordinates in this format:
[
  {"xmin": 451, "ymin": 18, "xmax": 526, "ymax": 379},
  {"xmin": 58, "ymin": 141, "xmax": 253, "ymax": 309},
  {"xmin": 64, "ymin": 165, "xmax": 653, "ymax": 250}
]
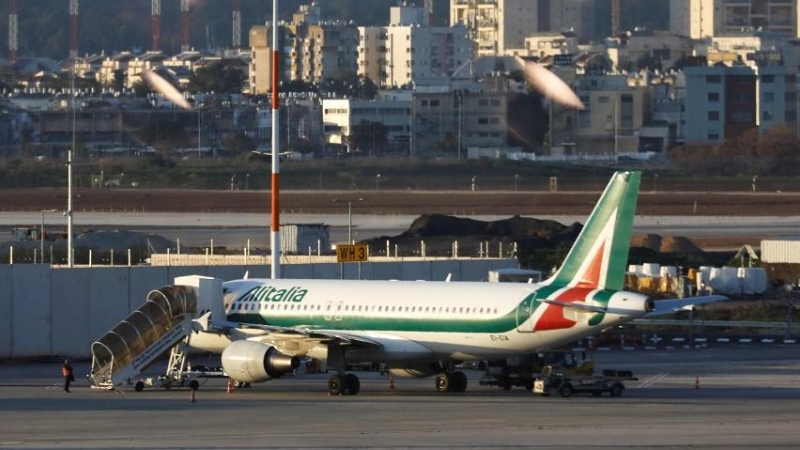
[{"xmin": 187, "ymin": 170, "xmax": 726, "ymax": 395}]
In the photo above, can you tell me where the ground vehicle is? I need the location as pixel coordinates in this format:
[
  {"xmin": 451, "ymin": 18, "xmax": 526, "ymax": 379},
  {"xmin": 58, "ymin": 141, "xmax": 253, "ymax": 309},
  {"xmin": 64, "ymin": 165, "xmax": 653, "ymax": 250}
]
[
  {"xmin": 533, "ymin": 364, "xmax": 635, "ymax": 397},
  {"xmin": 479, "ymin": 351, "xmax": 593, "ymax": 390}
]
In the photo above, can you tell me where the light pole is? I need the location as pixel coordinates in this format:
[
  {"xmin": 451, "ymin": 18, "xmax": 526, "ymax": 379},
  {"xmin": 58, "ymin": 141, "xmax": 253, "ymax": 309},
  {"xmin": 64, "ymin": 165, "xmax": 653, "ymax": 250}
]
[
  {"xmin": 333, "ymin": 198, "xmax": 364, "ymax": 244},
  {"xmin": 455, "ymin": 90, "xmax": 463, "ymax": 160},
  {"xmin": 376, "ymin": 173, "xmax": 381, "ymax": 190},
  {"xmin": 514, "ymin": 174, "xmax": 519, "ymax": 191},
  {"xmin": 40, "ymin": 209, "xmax": 57, "ymax": 264},
  {"xmin": 246, "ymin": 173, "xmax": 250, "ymax": 190}
]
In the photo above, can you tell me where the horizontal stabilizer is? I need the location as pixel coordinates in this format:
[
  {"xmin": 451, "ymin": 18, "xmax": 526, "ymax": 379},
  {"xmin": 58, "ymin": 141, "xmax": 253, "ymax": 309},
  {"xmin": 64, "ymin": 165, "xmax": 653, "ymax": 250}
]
[
  {"xmin": 542, "ymin": 299, "xmax": 607, "ymax": 314},
  {"xmin": 648, "ymin": 295, "xmax": 728, "ymax": 316}
]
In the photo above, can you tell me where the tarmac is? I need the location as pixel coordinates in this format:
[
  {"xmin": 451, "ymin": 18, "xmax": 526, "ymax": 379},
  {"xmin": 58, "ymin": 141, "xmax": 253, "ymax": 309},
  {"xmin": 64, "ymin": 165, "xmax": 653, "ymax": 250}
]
[{"xmin": 1, "ymin": 345, "xmax": 800, "ymax": 449}]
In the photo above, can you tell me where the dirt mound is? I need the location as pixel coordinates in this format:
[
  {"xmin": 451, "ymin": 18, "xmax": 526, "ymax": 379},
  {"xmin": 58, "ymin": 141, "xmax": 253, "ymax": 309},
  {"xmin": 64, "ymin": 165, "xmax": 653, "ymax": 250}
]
[
  {"xmin": 631, "ymin": 234, "xmax": 703, "ymax": 254},
  {"xmin": 364, "ymin": 214, "xmax": 580, "ymax": 258},
  {"xmin": 73, "ymin": 230, "xmax": 175, "ymax": 252},
  {"xmin": 1, "ymin": 230, "xmax": 175, "ymax": 253},
  {"xmin": 406, "ymin": 214, "xmax": 569, "ymax": 238}
]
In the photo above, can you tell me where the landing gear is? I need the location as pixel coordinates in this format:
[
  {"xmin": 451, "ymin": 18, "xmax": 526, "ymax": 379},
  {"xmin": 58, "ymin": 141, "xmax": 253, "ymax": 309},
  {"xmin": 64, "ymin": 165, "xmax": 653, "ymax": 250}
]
[
  {"xmin": 328, "ymin": 373, "xmax": 360, "ymax": 396},
  {"xmin": 435, "ymin": 371, "xmax": 467, "ymax": 393},
  {"xmin": 325, "ymin": 342, "xmax": 361, "ymax": 396}
]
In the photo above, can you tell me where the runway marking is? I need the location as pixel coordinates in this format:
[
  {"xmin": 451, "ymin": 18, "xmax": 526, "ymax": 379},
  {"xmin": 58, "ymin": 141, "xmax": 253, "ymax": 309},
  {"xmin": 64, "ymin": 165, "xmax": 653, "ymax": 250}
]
[{"xmin": 638, "ymin": 372, "xmax": 669, "ymax": 388}]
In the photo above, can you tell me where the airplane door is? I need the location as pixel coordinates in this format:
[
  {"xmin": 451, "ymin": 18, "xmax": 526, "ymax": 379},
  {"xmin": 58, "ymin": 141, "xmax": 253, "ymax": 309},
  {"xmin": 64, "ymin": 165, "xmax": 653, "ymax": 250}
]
[
  {"xmin": 334, "ymin": 301, "xmax": 344, "ymax": 321},
  {"xmin": 515, "ymin": 293, "xmax": 537, "ymax": 332}
]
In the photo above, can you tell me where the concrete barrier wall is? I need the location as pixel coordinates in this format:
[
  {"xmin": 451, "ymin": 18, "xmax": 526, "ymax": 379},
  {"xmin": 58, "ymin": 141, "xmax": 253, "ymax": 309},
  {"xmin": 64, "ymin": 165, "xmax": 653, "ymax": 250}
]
[{"xmin": 0, "ymin": 258, "xmax": 516, "ymax": 359}]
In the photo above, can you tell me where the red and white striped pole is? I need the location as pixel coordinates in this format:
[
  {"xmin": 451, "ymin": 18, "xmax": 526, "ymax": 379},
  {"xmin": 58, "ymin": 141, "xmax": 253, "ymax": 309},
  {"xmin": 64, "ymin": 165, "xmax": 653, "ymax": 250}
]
[{"xmin": 270, "ymin": 0, "xmax": 281, "ymax": 279}]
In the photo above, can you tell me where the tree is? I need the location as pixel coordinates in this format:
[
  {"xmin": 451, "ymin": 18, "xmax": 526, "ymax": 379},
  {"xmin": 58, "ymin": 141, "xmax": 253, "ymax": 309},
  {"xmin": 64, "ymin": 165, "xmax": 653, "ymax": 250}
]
[
  {"xmin": 507, "ymin": 90, "xmax": 548, "ymax": 152},
  {"xmin": 347, "ymin": 120, "xmax": 388, "ymax": 155},
  {"xmin": 320, "ymin": 73, "xmax": 378, "ymax": 100},
  {"xmin": 188, "ymin": 61, "xmax": 246, "ymax": 94},
  {"xmin": 137, "ymin": 119, "xmax": 189, "ymax": 153},
  {"xmin": 223, "ymin": 132, "xmax": 257, "ymax": 154}
]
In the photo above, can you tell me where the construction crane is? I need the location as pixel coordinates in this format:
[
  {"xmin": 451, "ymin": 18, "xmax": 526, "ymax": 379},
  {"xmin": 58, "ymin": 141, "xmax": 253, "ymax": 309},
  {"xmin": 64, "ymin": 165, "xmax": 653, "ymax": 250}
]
[{"xmin": 611, "ymin": 0, "xmax": 620, "ymax": 35}]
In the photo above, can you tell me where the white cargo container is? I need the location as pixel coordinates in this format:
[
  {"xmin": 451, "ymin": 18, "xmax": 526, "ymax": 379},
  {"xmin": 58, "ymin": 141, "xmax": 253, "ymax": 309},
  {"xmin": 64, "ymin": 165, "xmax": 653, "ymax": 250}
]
[
  {"xmin": 761, "ymin": 239, "xmax": 800, "ymax": 264},
  {"xmin": 280, "ymin": 224, "xmax": 330, "ymax": 254}
]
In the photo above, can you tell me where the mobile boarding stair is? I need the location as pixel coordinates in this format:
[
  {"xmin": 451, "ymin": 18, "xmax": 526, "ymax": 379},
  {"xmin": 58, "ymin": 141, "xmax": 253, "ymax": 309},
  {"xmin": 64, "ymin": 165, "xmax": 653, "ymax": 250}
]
[{"xmin": 89, "ymin": 276, "xmax": 223, "ymax": 390}]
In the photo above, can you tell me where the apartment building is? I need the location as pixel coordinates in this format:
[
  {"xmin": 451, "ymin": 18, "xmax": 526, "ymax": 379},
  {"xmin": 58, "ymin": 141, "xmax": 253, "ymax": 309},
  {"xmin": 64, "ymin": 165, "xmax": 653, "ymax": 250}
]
[
  {"xmin": 450, "ymin": 0, "xmax": 540, "ymax": 56},
  {"xmin": 671, "ymin": 0, "xmax": 800, "ymax": 38},
  {"xmin": 412, "ymin": 80, "xmax": 508, "ymax": 158},
  {"xmin": 522, "ymin": 32, "xmax": 581, "ymax": 58},
  {"xmin": 322, "ymin": 97, "xmax": 411, "ymax": 154},
  {"xmin": 249, "ymin": 4, "xmax": 359, "ymax": 95},
  {"xmin": 683, "ymin": 65, "xmax": 794, "ymax": 142},
  {"xmin": 605, "ymin": 30, "xmax": 693, "ymax": 72},
  {"xmin": 572, "ymin": 74, "xmax": 650, "ymax": 155},
  {"xmin": 126, "ymin": 52, "xmax": 168, "ymax": 88},
  {"xmin": 96, "ymin": 52, "xmax": 135, "ymax": 87},
  {"xmin": 358, "ymin": 24, "xmax": 471, "ymax": 88}
]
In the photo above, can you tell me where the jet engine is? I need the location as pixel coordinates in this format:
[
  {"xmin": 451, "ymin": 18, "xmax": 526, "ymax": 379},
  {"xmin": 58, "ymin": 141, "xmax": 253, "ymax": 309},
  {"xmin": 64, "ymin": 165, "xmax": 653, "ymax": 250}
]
[
  {"xmin": 607, "ymin": 292, "xmax": 654, "ymax": 314},
  {"xmin": 388, "ymin": 361, "xmax": 443, "ymax": 378},
  {"xmin": 221, "ymin": 340, "xmax": 300, "ymax": 384}
]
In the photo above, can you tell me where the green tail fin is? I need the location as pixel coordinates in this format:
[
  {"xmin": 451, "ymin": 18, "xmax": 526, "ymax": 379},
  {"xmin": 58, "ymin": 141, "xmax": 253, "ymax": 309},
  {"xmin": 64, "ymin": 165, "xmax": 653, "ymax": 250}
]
[{"xmin": 543, "ymin": 170, "xmax": 641, "ymax": 291}]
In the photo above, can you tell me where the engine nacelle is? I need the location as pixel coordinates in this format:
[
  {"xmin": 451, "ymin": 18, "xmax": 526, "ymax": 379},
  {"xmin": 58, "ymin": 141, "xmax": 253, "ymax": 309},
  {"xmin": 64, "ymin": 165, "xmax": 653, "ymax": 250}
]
[
  {"xmin": 221, "ymin": 340, "xmax": 300, "ymax": 384},
  {"xmin": 607, "ymin": 291, "xmax": 654, "ymax": 314},
  {"xmin": 388, "ymin": 361, "xmax": 442, "ymax": 378}
]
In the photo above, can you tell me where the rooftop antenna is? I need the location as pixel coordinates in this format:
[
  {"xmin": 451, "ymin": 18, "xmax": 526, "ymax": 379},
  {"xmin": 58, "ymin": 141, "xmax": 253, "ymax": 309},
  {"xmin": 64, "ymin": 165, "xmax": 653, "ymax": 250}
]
[
  {"xmin": 180, "ymin": 0, "xmax": 191, "ymax": 53},
  {"xmin": 8, "ymin": 0, "xmax": 18, "ymax": 62},
  {"xmin": 69, "ymin": 0, "xmax": 79, "ymax": 60},
  {"xmin": 232, "ymin": 0, "xmax": 242, "ymax": 48},
  {"xmin": 151, "ymin": 0, "xmax": 161, "ymax": 51}
]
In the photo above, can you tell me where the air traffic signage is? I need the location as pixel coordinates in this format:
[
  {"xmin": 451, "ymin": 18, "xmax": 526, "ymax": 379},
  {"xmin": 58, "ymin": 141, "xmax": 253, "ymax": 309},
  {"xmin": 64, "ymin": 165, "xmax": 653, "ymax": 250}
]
[{"xmin": 336, "ymin": 244, "xmax": 368, "ymax": 262}]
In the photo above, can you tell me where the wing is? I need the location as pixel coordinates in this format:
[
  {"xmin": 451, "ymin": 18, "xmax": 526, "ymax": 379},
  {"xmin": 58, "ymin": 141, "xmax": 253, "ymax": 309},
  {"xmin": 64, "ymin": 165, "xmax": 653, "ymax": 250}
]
[
  {"xmin": 199, "ymin": 317, "xmax": 383, "ymax": 356},
  {"xmin": 647, "ymin": 295, "xmax": 728, "ymax": 316}
]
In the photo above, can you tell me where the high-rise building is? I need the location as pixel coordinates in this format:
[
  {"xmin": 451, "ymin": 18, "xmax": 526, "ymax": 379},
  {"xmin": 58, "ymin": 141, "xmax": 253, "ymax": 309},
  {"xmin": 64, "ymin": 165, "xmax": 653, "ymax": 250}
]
[
  {"xmin": 549, "ymin": 0, "xmax": 595, "ymax": 39},
  {"xmin": 671, "ymin": 0, "xmax": 800, "ymax": 39},
  {"xmin": 450, "ymin": 0, "xmax": 540, "ymax": 56},
  {"xmin": 358, "ymin": 24, "xmax": 471, "ymax": 87},
  {"xmin": 450, "ymin": 0, "xmax": 597, "ymax": 55},
  {"xmin": 249, "ymin": 4, "xmax": 359, "ymax": 95}
]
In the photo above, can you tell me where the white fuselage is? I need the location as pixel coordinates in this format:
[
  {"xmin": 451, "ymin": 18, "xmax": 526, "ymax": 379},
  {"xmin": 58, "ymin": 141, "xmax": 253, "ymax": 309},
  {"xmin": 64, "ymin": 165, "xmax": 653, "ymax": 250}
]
[{"xmin": 194, "ymin": 278, "xmax": 649, "ymax": 363}]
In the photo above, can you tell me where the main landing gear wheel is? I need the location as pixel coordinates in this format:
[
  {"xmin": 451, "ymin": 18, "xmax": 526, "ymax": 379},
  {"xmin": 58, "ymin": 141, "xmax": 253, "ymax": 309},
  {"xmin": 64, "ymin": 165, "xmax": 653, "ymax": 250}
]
[
  {"xmin": 343, "ymin": 373, "xmax": 360, "ymax": 395},
  {"xmin": 328, "ymin": 374, "xmax": 361, "ymax": 396},
  {"xmin": 328, "ymin": 375, "xmax": 342, "ymax": 395},
  {"xmin": 435, "ymin": 371, "xmax": 468, "ymax": 393}
]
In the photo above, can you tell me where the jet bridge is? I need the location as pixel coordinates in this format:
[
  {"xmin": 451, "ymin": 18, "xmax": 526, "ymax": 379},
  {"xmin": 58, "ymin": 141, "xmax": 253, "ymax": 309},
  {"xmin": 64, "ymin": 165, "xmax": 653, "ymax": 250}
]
[{"xmin": 89, "ymin": 276, "xmax": 224, "ymax": 390}]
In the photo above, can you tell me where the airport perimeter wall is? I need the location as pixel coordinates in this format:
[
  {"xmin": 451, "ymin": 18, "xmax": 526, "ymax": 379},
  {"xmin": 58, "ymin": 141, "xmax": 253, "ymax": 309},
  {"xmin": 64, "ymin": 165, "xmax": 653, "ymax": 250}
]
[{"xmin": 0, "ymin": 258, "xmax": 516, "ymax": 359}]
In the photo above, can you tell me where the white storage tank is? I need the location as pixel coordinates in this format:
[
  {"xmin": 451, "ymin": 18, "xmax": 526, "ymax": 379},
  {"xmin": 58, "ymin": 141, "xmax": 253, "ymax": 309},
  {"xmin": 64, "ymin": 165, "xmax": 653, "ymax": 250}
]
[
  {"xmin": 642, "ymin": 263, "xmax": 660, "ymax": 277},
  {"xmin": 660, "ymin": 266, "xmax": 677, "ymax": 278},
  {"xmin": 628, "ymin": 265, "xmax": 643, "ymax": 276}
]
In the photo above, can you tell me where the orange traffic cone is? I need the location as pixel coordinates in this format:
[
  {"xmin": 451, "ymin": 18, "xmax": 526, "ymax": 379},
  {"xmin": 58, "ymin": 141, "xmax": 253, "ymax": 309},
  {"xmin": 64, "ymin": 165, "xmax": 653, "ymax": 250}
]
[
  {"xmin": 190, "ymin": 388, "xmax": 196, "ymax": 403},
  {"xmin": 695, "ymin": 376, "xmax": 700, "ymax": 390},
  {"xmin": 390, "ymin": 375, "xmax": 395, "ymax": 390},
  {"xmin": 226, "ymin": 379, "xmax": 234, "ymax": 394}
]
